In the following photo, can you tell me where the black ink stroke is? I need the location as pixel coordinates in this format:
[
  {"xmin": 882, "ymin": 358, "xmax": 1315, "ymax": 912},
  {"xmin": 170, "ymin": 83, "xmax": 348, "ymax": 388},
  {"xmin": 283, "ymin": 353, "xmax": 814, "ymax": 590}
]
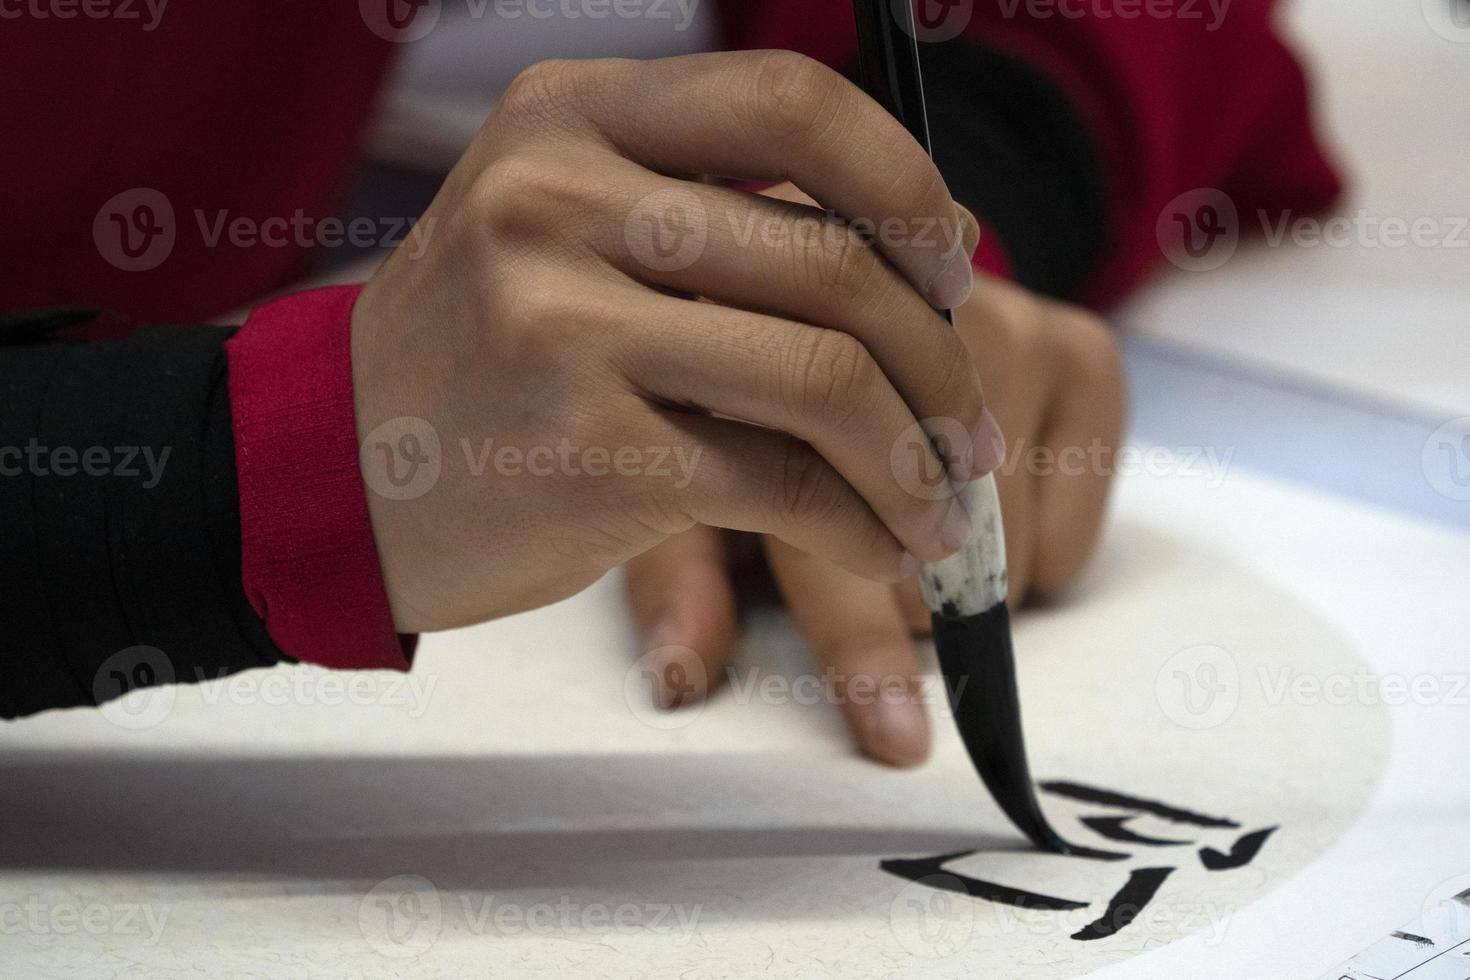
[
  {"xmin": 1080, "ymin": 816, "xmax": 1192, "ymax": 847},
  {"xmin": 1057, "ymin": 842, "xmax": 1133, "ymax": 862},
  {"xmin": 1199, "ymin": 826, "xmax": 1277, "ymax": 871},
  {"xmin": 1070, "ymin": 867, "xmax": 1175, "ymax": 942},
  {"xmin": 880, "ymin": 784, "xmax": 1279, "ymax": 944},
  {"xmin": 1040, "ymin": 782, "xmax": 1241, "ymax": 829},
  {"xmin": 880, "ymin": 850, "xmax": 1090, "ymax": 911}
]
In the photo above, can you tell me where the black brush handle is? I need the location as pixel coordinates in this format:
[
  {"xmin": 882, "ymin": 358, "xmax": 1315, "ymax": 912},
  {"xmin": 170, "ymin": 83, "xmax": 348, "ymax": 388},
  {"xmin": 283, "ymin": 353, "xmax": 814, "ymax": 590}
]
[
  {"xmin": 851, "ymin": 0, "xmax": 1071, "ymax": 855},
  {"xmin": 852, "ymin": 0, "xmax": 952, "ymax": 327}
]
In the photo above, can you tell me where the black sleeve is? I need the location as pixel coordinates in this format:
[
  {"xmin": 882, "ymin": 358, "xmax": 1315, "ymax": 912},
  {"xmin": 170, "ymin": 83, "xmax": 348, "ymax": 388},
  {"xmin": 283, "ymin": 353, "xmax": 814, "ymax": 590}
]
[
  {"xmin": 853, "ymin": 37, "xmax": 1110, "ymax": 301},
  {"xmin": 0, "ymin": 308, "xmax": 287, "ymax": 721}
]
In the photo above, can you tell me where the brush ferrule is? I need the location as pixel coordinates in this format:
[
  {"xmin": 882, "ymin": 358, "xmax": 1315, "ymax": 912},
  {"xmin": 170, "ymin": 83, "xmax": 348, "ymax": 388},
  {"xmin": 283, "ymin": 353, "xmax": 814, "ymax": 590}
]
[{"xmin": 919, "ymin": 475, "xmax": 1008, "ymax": 616}]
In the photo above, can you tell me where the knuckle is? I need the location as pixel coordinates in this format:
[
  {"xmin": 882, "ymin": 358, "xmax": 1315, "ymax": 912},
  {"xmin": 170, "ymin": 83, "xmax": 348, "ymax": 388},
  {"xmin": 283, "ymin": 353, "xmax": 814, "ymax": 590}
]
[
  {"xmin": 787, "ymin": 218, "xmax": 883, "ymax": 304},
  {"xmin": 790, "ymin": 329, "xmax": 878, "ymax": 431},
  {"xmin": 774, "ymin": 441, "xmax": 845, "ymax": 525},
  {"xmin": 897, "ymin": 163, "xmax": 951, "ymax": 230},
  {"xmin": 499, "ymin": 59, "xmax": 579, "ymax": 121},
  {"xmin": 748, "ymin": 50, "xmax": 845, "ymax": 140},
  {"xmin": 821, "ymin": 225, "xmax": 883, "ymax": 299},
  {"xmin": 500, "ymin": 277, "xmax": 606, "ymax": 367},
  {"xmin": 517, "ymin": 284, "xmax": 601, "ymax": 337},
  {"xmin": 469, "ymin": 155, "xmax": 592, "ymax": 242},
  {"xmin": 468, "ymin": 156, "xmax": 551, "ymax": 236},
  {"xmin": 629, "ymin": 487, "xmax": 698, "ymax": 539}
]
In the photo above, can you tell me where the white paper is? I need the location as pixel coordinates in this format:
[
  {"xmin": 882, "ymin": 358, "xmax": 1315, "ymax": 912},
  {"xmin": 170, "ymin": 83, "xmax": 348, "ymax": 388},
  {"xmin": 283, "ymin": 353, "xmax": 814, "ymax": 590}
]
[{"xmin": 6, "ymin": 461, "xmax": 1464, "ymax": 978}]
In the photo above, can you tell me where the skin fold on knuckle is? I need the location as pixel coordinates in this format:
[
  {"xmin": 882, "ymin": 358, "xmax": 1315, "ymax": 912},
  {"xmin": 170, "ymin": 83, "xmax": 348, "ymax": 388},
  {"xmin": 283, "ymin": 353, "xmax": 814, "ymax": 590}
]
[
  {"xmin": 745, "ymin": 50, "xmax": 846, "ymax": 146},
  {"xmin": 817, "ymin": 226, "xmax": 887, "ymax": 315},
  {"xmin": 496, "ymin": 59, "xmax": 583, "ymax": 130},
  {"xmin": 772, "ymin": 441, "xmax": 850, "ymax": 539},
  {"xmin": 466, "ymin": 155, "xmax": 570, "ymax": 247},
  {"xmin": 793, "ymin": 328, "xmax": 878, "ymax": 436}
]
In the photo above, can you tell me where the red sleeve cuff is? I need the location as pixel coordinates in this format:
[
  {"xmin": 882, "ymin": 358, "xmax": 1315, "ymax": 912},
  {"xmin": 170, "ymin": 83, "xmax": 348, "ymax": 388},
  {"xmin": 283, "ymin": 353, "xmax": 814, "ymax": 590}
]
[
  {"xmin": 224, "ymin": 284, "xmax": 415, "ymax": 671},
  {"xmin": 971, "ymin": 220, "xmax": 1013, "ymax": 282}
]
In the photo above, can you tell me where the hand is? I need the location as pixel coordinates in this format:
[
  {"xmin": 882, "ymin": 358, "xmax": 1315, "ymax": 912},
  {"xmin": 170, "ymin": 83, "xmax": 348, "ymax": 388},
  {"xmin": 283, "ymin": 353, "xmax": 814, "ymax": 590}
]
[
  {"xmin": 351, "ymin": 53, "xmax": 993, "ymax": 633},
  {"xmin": 625, "ymin": 189, "xmax": 1126, "ymax": 765}
]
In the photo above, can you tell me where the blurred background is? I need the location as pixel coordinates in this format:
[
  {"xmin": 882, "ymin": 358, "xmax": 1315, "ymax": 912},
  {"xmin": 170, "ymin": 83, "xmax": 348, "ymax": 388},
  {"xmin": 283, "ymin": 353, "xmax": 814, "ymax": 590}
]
[{"xmin": 315, "ymin": 0, "xmax": 1470, "ymax": 532}]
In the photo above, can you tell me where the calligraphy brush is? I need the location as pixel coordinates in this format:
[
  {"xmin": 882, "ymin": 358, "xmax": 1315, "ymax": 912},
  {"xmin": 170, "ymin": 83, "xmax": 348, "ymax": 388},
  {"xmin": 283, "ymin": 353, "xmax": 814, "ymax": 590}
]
[{"xmin": 851, "ymin": 0, "xmax": 1072, "ymax": 855}]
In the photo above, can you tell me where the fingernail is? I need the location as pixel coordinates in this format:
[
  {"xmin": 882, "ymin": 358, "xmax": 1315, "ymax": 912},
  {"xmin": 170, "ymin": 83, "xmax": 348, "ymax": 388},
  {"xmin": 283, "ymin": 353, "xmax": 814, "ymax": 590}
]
[
  {"xmin": 939, "ymin": 497, "xmax": 973, "ymax": 555},
  {"xmin": 862, "ymin": 685, "xmax": 930, "ymax": 767},
  {"xmin": 644, "ymin": 623, "xmax": 706, "ymax": 709},
  {"xmin": 645, "ymin": 618, "xmax": 680, "ymax": 652},
  {"xmin": 898, "ymin": 551, "xmax": 922, "ymax": 581},
  {"xmin": 927, "ymin": 252, "xmax": 975, "ymax": 311},
  {"xmin": 971, "ymin": 408, "xmax": 1007, "ymax": 478}
]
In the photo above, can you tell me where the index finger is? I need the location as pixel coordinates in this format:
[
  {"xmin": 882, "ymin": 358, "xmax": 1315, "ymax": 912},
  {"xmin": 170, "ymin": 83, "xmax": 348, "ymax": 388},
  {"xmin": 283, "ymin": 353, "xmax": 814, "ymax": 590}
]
[{"xmin": 567, "ymin": 52, "xmax": 977, "ymax": 310}]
